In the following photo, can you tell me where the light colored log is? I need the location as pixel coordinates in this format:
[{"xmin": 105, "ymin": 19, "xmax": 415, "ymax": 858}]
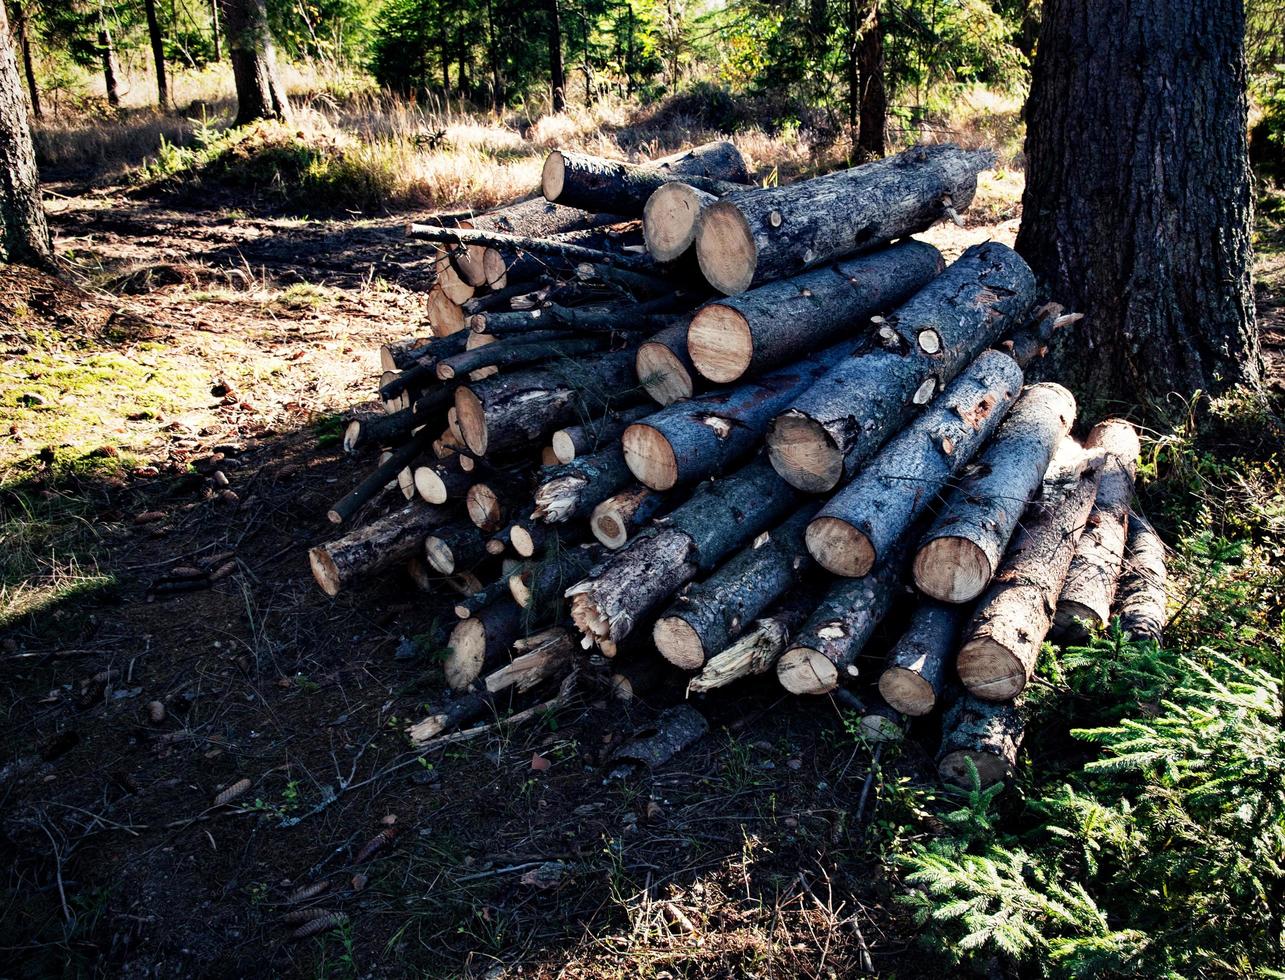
[{"xmin": 309, "ymin": 503, "xmax": 450, "ymax": 597}]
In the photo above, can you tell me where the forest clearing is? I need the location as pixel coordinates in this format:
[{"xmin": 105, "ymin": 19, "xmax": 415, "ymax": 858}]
[{"xmin": 2, "ymin": 1, "xmax": 1285, "ymax": 977}]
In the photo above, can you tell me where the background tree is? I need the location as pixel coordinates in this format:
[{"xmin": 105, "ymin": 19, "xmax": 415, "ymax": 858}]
[
  {"xmin": 546, "ymin": 0, "xmax": 565, "ymax": 111},
  {"xmin": 142, "ymin": 0, "xmax": 168, "ymax": 106},
  {"xmin": 9, "ymin": 0, "xmax": 39, "ymax": 117},
  {"xmin": 0, "ymin": 0, "xmax": 53, "ymax": 268},
  {"xmin": 1015, "ymin": 0, "xmax": 1261, "ymax": 406},
  {"xmin": 220, "ymin": 0, "xmax": 290, "ymax": 124},
  {"xmin": 856, "ymin": 0, "xmax": 885, "ymax": 156}
]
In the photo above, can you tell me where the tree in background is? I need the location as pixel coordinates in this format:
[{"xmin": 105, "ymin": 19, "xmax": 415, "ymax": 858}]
[
  {"xmin": 9, "ymin": 0, "xmax": 39, "ymax": 117},
  {"xmin": 546, "ymin": 0, "xmax": 565, "ymax": 111},
  {"xmin": 0, "ymin": 0, "xmax": 53, "ymax": 268},
  {"xmin": 855, "ymin": 0, "xmax": 884, "ymax": 156},
  {"xmin": 1016, "ymin": 0, "xmax": 1260, "ymax": 406},
  {"xmin": 220, "ymin": 0, "xmax": 290, "ymax": 123},
  {"xmin": 142, "ymin": 0, "xmax": 168, "ymax": 106}
]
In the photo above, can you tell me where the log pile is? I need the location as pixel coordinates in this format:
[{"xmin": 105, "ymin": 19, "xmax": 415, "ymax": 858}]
[{"xmin": 307, "ymin": 140, "xmax": 1168, "ymax": 787}]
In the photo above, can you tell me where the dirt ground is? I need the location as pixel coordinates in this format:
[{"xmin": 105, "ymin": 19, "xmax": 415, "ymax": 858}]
[{"xmin": 2, "ymin": 181, "xmax": 1281, "ymax": 980}]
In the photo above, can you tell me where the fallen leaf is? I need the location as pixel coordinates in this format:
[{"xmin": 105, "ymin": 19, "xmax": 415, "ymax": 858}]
[{"xmin": 530, "ymin": 753, "xmax": 551, "ymax": 771}]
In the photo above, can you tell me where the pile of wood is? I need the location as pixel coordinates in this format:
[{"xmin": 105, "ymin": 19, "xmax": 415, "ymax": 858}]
[{"xmin": 309, "ymin": 140, "xmax": 1168, "ymax": 787}]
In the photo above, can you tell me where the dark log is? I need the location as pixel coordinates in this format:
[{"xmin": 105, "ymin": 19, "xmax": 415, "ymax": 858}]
[
  {"xmin": 653, "ymin": 504, "xmax": 818, "ymax": 669},
  {"xmin": 695, "ymin": 144, "xmax": 994, "ymax": 294},
  {"xmin": 643, "ymin": 182, "xmax": 721, "ymax": 263},
  {"xmin": 309, "ymin": 503, "xmax": 451, "ymax": 596},
  {"xmin": 328, "ymin": 428, "xmax": 435, "ymax": 524},
  {"xmin": 532, "ymin": 448, "xmax": 634, "ymax": 523},
  {"xmin": 435, "ymin": 336, "xmax": 611, "ymax": 380},
  {"xmin": 938, "ymin": 693, "xmax": 1024, "ymax": 789},
  {"xmin": 413, "ymin": 457, "xmax": 473, "ymax": 505},
  {"xmin": 468, "ymin": 295, "xmax": 684, "ymax": 336},
  {"xmin": 807, "ymin": 350, "xmax": 1023, "ymax": 577},
  {"xmin": 425, "ymin": 521, "xmax": 490, "ymax": 575},
  {"xmin": 552, "ymin": 404, "xmax": 653, "ymax": 463},
  {"xmin": 542, "ymin": 142, "xmax": 750, "ymax": 215},
  {"xmin": 843, "ymin": 692, "xmax": 908, "ymax": 744},
  {"xmin": 507, "ymin": 519, "xmax": 549, "ymax": 558},
  {"xmin": 878, "ymin": 601, "xmax": 964, "ymax": 717},
  {"xmin": 380, "ymin": 334, "xmax": 469, "ymax": 402},
  {"xmin": 913, "ymin": 382, "xmax": 1077, "ymax": 602},
  {"xmin": 1054, "ymin": 420, "xmax": 1142, "ymax": 637},
  {"xmin": 444, "ymin": 598, "xmax": 524, "ymax": 691},
  {"xmin": 609, "ymin": 656, "xmax": 671, "ymax": 703},
  {"xmin": 766, "ymin": 242, "xmax": 1036, "ymax": 492},
  {"xmin": 454, "ymin": 576, "xmax": 517, "ymax": 619},
  {"xmin": 686, "ymin": 592, "xmax": 816, "ymax": 694},
  {"xmin": 590, "ymin": 485, "xmax": 666, "ymax": 550},
  {"xmin": 997, "ymin": 302, "xmax": 1081, "ymax": 371},
  {"xmin": 635, "ymin": 322, "xmax": 698, "ymax": 406},
  {"xmin": 509, "ymin": 543, "xmax": 605, "ymax": 617},
  {"xmin": 408, "ymin": 223, "xmax": 657, "ymax": 273},
  {"xmin": 1115, "ymin": 512, "xmax": 1167, "ymax": 643},
  {"xmin": 344, "ymin": 408, "xmax": 415, "ymax": 453},
  {"xmin": 574, "ymin": 261, "xmax": 676, "ymax": 300},
  {"xmin": 686, "ymin": 241, "xmax": 943, "ymax": 383},
  {"xmin": 380, "ymin": 336, "xmax": 434, "ymax": 372}
]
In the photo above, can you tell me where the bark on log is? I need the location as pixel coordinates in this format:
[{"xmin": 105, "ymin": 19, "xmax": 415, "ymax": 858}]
[
  {"xmin": 878, "ymin": 601, "xmax": 964, "ymax": 716},
  {"xmin": 568, "ymin": 458, "xmax": 801, "ymax": 654},
  {"xmin": 766, "ymin": 242, "xmax": 1036, "ymax": 492},
  {"xmin": 435, "ymin": 337, "xmax": 610, "ymax": 380},
  {"xmin": 938, "ymin": 693, "xmax": 1024, "ymax": 788},
  {"xmin": 776, "ymin": 559, "xmax": 904, "ymax": 695},
  {"xmin": 328, "ymin": 428, "xmax": 435, "ymax": 524},
  {"xmin": 644, "ymin": 182, "xmax": 721, "ymax": 263},
  {"xmin": 542, "ymin": 142, "xmax": 750, "ymax": 215},
  {"xmin": 590, "ymin": 485, "xmax": 666, "ymax": 549},
  {"xmin": 695, "ymin": 144, "xmax": 994, "ymax": 295},
  {"xmin": 653, "ymin": 504, "xmax": 819, "ymax": 669},
  {"xmin": 686, "ymin": 241, "xmax": 944, "ymax": 383},
  {"xmin": 686, "ymin": 593, "xmax": 816, "ymax": 694},
  {"xmin": 532, "ymin": 448, "xmax": 634, "ymax": 523},
  {"xmin": 508, "ymin": 543, "xmax": 604, "ymax": 614},
  {"xmin": 507, "ymin": 519, "xmax": 550, "ymax": 558},
  {"xmin": 381, "ymin": 336, "xmax": 434, "ymax": 372},
  {"xmin": 309, "ymin": 503, "xmax": 451, "ymax": 596},
  {"xmin": 807, "ymin": 350, "xmax": 1024, "ymax": 577},
  {"xmin": 956, "ymin": 436, "xmax": 1108, "ymax": 701},
  {"xmin": 623, "ymin": 341, "xmax": 851, "ymax": 491},
  {"xmin": 414, "ymin": 457, "xmax": 473, "ymax": 505},
  {"xmin": 913, "ymin": 382, "xmax": 1077, "ymax": 603},
  {"xmin": 443, "ymin": 598, "xmax": 524, "ymax": 691},
  {"xmin": 552, "ymin": 404, "xmax": 653, "ymax": 463},
  {"xmin": 1115, "ymin": 512, "xmax": 1167, "ymax": 643},
  {"xmin": 636, "ymin": 322, "xmax": 698, "ymax": 406},
  {"xmin": 1053, "ymin": 419, "xmax": 1142, "ymax": 637},
  {"xmin": 344, "ymin": 408, "xmax": 415, "ymax": 453},
  {"xmin": 425, "ymin": 521, "xmax": 490, "ymax": 575},
  {"xmin": 469, "ymin": 297, "xmax": 682, "ymax": 336},
  {"xmin": 409, "ymin": 224, "xmax": 656, "ymax": 273},
  {"xmin": 454, "ymin": 576, "xmax": 517, "ymax": 619}
]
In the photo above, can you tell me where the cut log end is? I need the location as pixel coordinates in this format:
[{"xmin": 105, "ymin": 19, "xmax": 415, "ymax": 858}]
[
  {"xmin": 956, "ymin": 637, "xmax": 1027, "ymax": 702},
  {"xmin": 912, "ymin": 536, "xmax": 993, "ymax": 604},
  {"xmin": 643, "ymin": 182, "xmax": 707, "ymax": 263},
  {"xmin": 805, "ymin": 516, "xmax": 874, "ymax": 578},
  {"xmin": 508, "ymin": 568, "xmax": 534, "ymax": 608},
  {"xmin": 424, "ymin": 535, "xmax": 457, "ymax": 575},
  {"xmin": 767, "ymin": 412, "xmax": 844, "ymax": 493},
  {"xmin": 877, "ymin": 666, "xmax": 937, "ymax": 717},
  {"xmin": 342, "ymin": 420, "xmax": 362, "ymax": 454},
  {"xmin": 541, "ymin": 151, "xmax": 567, "ymax": 202},
  {"xmin": 414, "ymin": 466, "xmax": 448, "ymax": 505},
  {"xmin": 551, "ymin": 430, "xmax": 578, "ymax": 464},
  {"xmin": 776, "ymin": 646, "xmax": 839, "ymax": 695},
  {"xmin": 686, "ymin": 304, "xmax": 753, "ymax": 384},
  {"xmin": 466, "ymin": 484, "xmax": 504, "ymax": 532},
  {"xmin": 653, "ymin": 615, "xmax": 707, "ymax": 670},
  {"xmin": 510, "ymin": 524, "xmax": 537, "ymax": 558},
  {"xmin": 939, "ymin": 749, "xmax": 1012, "ymax": 788},
  {"xmin": 443, "ymin": 618, "xmax": 487, "ymax": 691},
  {"xmin": 636, "ymin": 341, "xmax": 694, "ymax": 406},
  {"xmin": 1053, "ymin": 599, "xmax": 1101, "ymax": 636},
  {"xmin": 309, "ymin": 547, "xmax": 342, "ymax": 598},
  {"xmin": 592, "ymin": 512, "xmax": 626, "ymax": 549},
  {"xmin": 454, "ymin": 387, "xmax": 488, "ymax": 456},
  {"xmin": 622, "ymin": 423, "xmax": 679, "ymax": 491},
  {"xmin": 696, "ymin": 203, "xmax": 757, "ymax": 295}
]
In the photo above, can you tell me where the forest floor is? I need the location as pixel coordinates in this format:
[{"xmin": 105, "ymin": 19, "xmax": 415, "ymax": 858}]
[{"xmin": 0, "ymin": 163, "xmax": 1280, "ymax": 980}]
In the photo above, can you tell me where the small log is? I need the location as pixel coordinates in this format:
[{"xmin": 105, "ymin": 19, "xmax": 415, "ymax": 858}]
[
  {"xmin": 508, "ymin": 543, "xmax": 604, "ymax": 614},
  {"xmin": 1115, "ymin": 513, "xmax": 1167, "ymax": 642},
  {"xmin": 653, "ymin": 504, "xmax": 818, "ymax": 669},
  {"xmin": 542, "ymin": 142, "xmax": 750, "ymax": 215},
  {"xmin": 623, "ymin": 341, "xmax": 850, "ymax": 491},
  {"xmin": 956, "ymin": 436, "xmax": 1108, "ymax": 701},
  {"xmin": 468, "ymin": 297, "xmax": 682, "ymax": 336},
  {"xmin": 776, "ymin": 559, "xmax": 904, "ymax": 695},
  {"xmin": 938, "ymin": 693, "xmax": 1024, "ymax": 789},
  {"xmin": 635, "ymin": 322, "xmax": 698, "ymax": 406},
  {"xmin": 425, "ymin": 521, "xmax": 490, "ymax": 575},
  {"xmin": 878, "ymin": 601, "xmax": 964, "ymax": 717},
  {"xmin": 686, "ymin": 241, "xmax": 943, "ymax": 383},
  {"xmin": 445, "ymin": 570, "xmax": 486, "ymax": 594},
  {"xmin": 396, "ymin": 465, "xmax": 418, "ymax": 500},
  {"xmin": 444, "ymin": 598, "xmax": 524, "ymax": 691},
  {"xmin": 552, "ymin": 404, "xmax": 652, "ymax": 463},
  {"xmin": 380, "ymin": 336, "xmax": 433, "ymax": 371},
  {"xmin": 590, "ymin": 485, "xmax": 666, "ymax": 550},
  {"xmin": 466, "ymin": 483, "xmax": 508, "ymax": 533},
  {"xmin": 328, "ymin": 428, "xmax": 435, "ymax": 524},
  {"xmin": 913, "ymin": 382, "xmax": 1077, "ymax": 602},
  {"xmin": 766, "ymin": 241, "xmax": 1036, "ymax": 492},
  {"xmin": 508, "ymin": 519, "xmax": 550, "ymax": 558},
  {"xmin": 344, "ymin": 408, "xmax": 415, "ymax": 453},
  {"xmin": 435, "ymin": 336, "xmax": 610, "ymax": 380},
  {"xmin": 807, "ymin": 350, "xmax": 1023, "ymax": 577},
  {"xmin": 309, "ymin": 503, "xmax": 450, "ymax": 597},
  {"xmin": 851, "ymin": 693, "xmax": 907, "ymax": 743},
  {"xmin": 413, "ymin": 457, "xmax": 472, "ymax": 505},
  {"xmin": 695, "ymin": 144, "xmax": 993, "ymax": 295},
  {"xmin": 409, "ymin": 223, "xmax": 657, "ymax": 273},
  {"xmin": 1053, "ymin": 420, "xmax": 1142, "ymax": 637},
  {"xmin": 644, "ymin": 182, "xmax": 720, "ymax": 263},
  {"xmin": 686, "ymin": 593, "xmax": 815, "ymax": 694},
  {"xmin": 454, "ymin": 577, "xmax": 516, "ymax": 619},
  {"xmin": 532, "ymin": 448, "xmax": 634, "ymax": 523},
  {"xmin": 609, "ymin": 656, "xmax": 670, "ymax": 703}
]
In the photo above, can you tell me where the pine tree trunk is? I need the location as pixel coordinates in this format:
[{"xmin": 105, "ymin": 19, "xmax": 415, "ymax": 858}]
[
  {"xmin": 210, "ymin": 0, "xmax": 222, "ymax": 60},
  {"xmin": 220, "ymin": 0, "xmax": 291, "ymax": 126},
  {"xmin": 857, "ymin": 1, "xmax": 886, "ymax": 158},
  {"xmin": 0, "ymin": 0, "xmax": 53, "ymax": 269},
  {"xmin": 98, "ymin": 22, "xmax": 121, "ymax": 107},
  {"xmin": 547, "ymin": 0, "xmax": 565, "ymax": 112},
  {"xmin": 10, "ymin": 0, "xmax": 38, "ymax": 119},
  {"xmin": 1015, "ymin": 0, "xmax": 1259, "ymax": 403},
  {"xmin": 143, "ymin": 0, "xmax": 169, "ymax": 108}
]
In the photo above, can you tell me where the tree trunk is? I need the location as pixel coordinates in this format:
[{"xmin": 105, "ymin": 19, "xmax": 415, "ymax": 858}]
[
  {"xmin": 210, "ymin": 0, "xmax": 222, "ymax": 60},
  {"xmin": 546, "ymin": 0, "xmax": 565, "ymax": 112},
  {"xmin": 590, "ymin": 485, "xmax": 666, "ymax": 549},
  {"xmin": 766, "ymin": 242, "xmax": 1036, "ymax": 492},
  {"xmin": 309, "ymin": 503, "xmax": 451, "ymax": 596},
  {"xmin": 1116, "ymin": 512, "xmax": 1167, "ymax": 643},
  {"xmin": 635, "ymin": 322, "xmax": 697, "ymax": 406},
  {"xmin": 878, "ymin": 601, "xmax": 963, "ymax": 716},
  {"xmin": 686, "ymin": 240, "xmax": 943, "ymax": 383},
  {"xmin": 938, "ymin": 693, "xmax": 1023, "ymax": 788},
  {"xmin": 913, "ymin": 382, "xmax": 1076, "ymax": 602},
  {"xmin": 143, "ymin": 0, "xmax": 169, "ymax": 108},
  {"xmin": 220, "ymin": 0, "xmax": 291, "ymax": 126},
  {"xmin": 0, "ymin": 0, "xmax": 53, "ymax": 269},
  {"xmin": 807, "ymin": 350, "xmax": 1023, "ymax": 578},
  {"xmin": 695, "ymin": 144, "xmax": 992, "ymax": 295},
  {"xmin": 11, "ymin": 0, "xmax": 38, "ymax": 119},
  {"xmin": 856, "ymin": 1, "xmax": 886, "ymax": 158},
  {"xmin": 1015, "ymin": 0, "xmax": 1259, "ymax": 404}
]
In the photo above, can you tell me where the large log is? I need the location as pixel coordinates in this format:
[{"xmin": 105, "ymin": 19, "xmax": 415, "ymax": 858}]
[
  {"xmin": 567, "ymin": 458, "xmax": 801, "ymax": 654},
  {"xmin": 938, "ymin": 693, "xmax": 1024, "ymax": 789},
  {"xmin": 622, "ymin": 340, "xmax": 851, "ymax": 491},
  {"xmin": 1115, "ymin": 513, "xmax": 1167, "ymax": 642},
  {"xmin": 454, "ymin": 350, "xmax": 637, "ymax": 456},
  {"xmin": 652, "ymin": 504, "xmax": 818, "ymax": 669},
  {"xmin": 956, "ymin": 436, "xmax": 1107, "ymax": 701},
  {"xmin": 309, "ymin": 503, "xmax": 451, "ymax": 597},
  {"xmin": 878, "ymin": 601, "xmax": 964, "ymax": 717},
  {"xmin": 552, "ymin": 404, "xmax": 653, "ymax": 463},
  {"xmin": 686, "ymin": 241, "xmax": 944, "ymax": 383},
  {"xmin": 1053, "ymin": 419, "xmax": 1142, "ymax": 637},
  {"xmin": 766, "ymin": 242, "xmax": 1036, "ymax": 492},
  {"xmin": 912, "ymin": 382, "xmax": 1077, "ymax": 603},
  {"xmin": 427, "ymin": 284, "xmax": 468, "ymax": 337},
  {"xmin": 542, "ymin": 142, "xmax": 751, "ymax": 215},
  {"xmin": 807, "ymin": 350, "xmax": 1023, "ymax": 577},
  {"xmin": 635, "ymin": 322, "xmax": 698, "ymax": 406},
  {"xmin": 686, "ymin": 593, "xmax": 817, "ymax": 694},
  {"xmin": 443, "ymin": 598, "xmax": 524, "ymax": 691},
  {"xmin": 643, "ymin": 182, "xmax": 721, "ymax": 263},
  {"xmin": 532, "ymin": 448, "xmax": 634, "ymax": 523},
  {"xmin": 775, "ymin": 558, "xmax": 904, "ymax": 695},
  {"xmin": 695, "ymin": 144, "xmax": 993, "ymax": 295},
  {"xmin": 590, "ymin": 485, "xmax": 667, "ymax": 549}
]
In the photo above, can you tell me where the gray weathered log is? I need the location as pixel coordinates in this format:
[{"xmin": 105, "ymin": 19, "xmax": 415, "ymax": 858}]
[
  {"xmin": 686, "ymin": 241, "xmax": 944, "ymax": 383},
  {"xmin": 938, "ymin": 693, "xmax": 1024, "ymax": 789},
  {"xmin": 1115, "ymin": 512, "xmax": 1167, "ymax": 643},
  {"xmin": 878, "ymin": 601, "xmax": 965, "ymax": 717},
  {"xmin": 913, "ymin": 382, "xmax": 1077, "ymax": 602},
  {"xmin": 309, "ymin": 503, "xmax": 451, "ymax": 596},
  {"xmin": 695, "ymin": 144, "xmax": 993, "ymax": 294},
  {"xmin": 542, "ymin": 142, "xmax": 750, "ymax": 215},
  {"xmin": 532, "ymin": 448, "xmax": 634, "ymax": 523},
  {"xmin": 590, "ymin": 485, "xmax": 666, "ymax": 549},
  {"xmin": 766, "ymin": 242, "xmax": 1036, "ymax": 492},
  {"xmin": 552, "ymin": 404, "xmax": 653, "ymax": 463},
  {"xmin": 686, "ymin": 593, "xmax": 816, "ymax": 694},
  {"xmin": 443, "ymin": 598, "xmax": 524, "ymax": 691}
]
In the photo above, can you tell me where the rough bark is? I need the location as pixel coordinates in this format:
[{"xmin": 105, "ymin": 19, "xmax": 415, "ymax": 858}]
[
  {"xmin": 436, "ymin": 337, "xmax": 609, "ymax": 380},
  {"xmin": 686, "ymin": 240, "xmax": 943, "ymax": 383},
  {"xmin": 542, "ymin": 143, "xmax": 749, "ymax": 216},
  {"xmin": 643, "ymin": 182, "xmax": 720, "ymax": 263},
  {"xmin": 552, "ymin": 404, "xmax": 652, "ymax": 463},
  {"xmin": 1054, "ymin": 420, "xmax": 1141, "ymax": 637},
  {"xmin": 1116, "ymin": 512, "xmax": 1167, "ymax": 643},
  {"xmin": 653, "ymin": 504, "xmax": 818, "ymax": 669},
  {"xmin": 878, "ymin": 601, "xmax": 963, "ymax": 716},
  {"xmin": 425, "ymin": 521, "xmax": 490, "ymax": 575},
  {"xmin": 546, "ymin": 0, "xmax": 565, "ymax": 112},
  {"xmin": 309, "ymin": 503, "xmax": 451, "ymax": 596},
  {"xmin": 695, "ymin": 144, "xmax": 993, "ymax": 295},
  {"xmin": 1015, "ymin": 0, "xmax": 1259, "ymax": 403},
  {"xmin": 636, "ymin": 322, "xmax": 697, "ymax": 406},
  {"xmin": 856, "ymin": 1, "xmax": 886, "ymax": 158},
  {"xmin": 380, "ymin": 336, "xmax": 435, "ymax": 372},
  {"xmin": 380, "ymin": 333, "xmax": 468, "ymax": 401},
  {"xmin": 443, "ymin": 598, "xmax": 523, "ymax": 691},
  {"xmin": 0, "ymin": 0, "xmax": 53, "ymax": 269},
  {"xmin": 97, "ymin": 20, "xmax": 120, "ymax": 107},
  {"xmin": 10, "ymin": 0, "xmax": 38, "ymax": 119},
  {"xmin": 590, "ymin": 485, "xmax": 666, "ymax": 549},
  {"xmin": 532, "ymin": 448, "xmax": 633, "ymax": 523},
  {"xmin": 220, "ymin": 0, "xmax": 291, "ymax": 125},
  {"xmin": 938, "ymin": 693, "xmax": 1024, "ymax": 788},
  {"xmin": 766, "ymin": 242, "xmax": 1036, "ymax": 492},
  {"xmin": 328, "ymin": 428, "xmax": 434, "ymax": 524},
  {"xmin": 686, "ymin": 593, "xmax": 816, "ymax": 694},
  {"xmin": 913, "ymin": 382, "xmax": 1077, "ymax": 602},
  {"xmin": 143, "ymin": 0, "xmax": 168, "ymax": 108},
  {"xmin": 956, "ymin": 437, "xmax": 1107, "ymax": 701}
]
